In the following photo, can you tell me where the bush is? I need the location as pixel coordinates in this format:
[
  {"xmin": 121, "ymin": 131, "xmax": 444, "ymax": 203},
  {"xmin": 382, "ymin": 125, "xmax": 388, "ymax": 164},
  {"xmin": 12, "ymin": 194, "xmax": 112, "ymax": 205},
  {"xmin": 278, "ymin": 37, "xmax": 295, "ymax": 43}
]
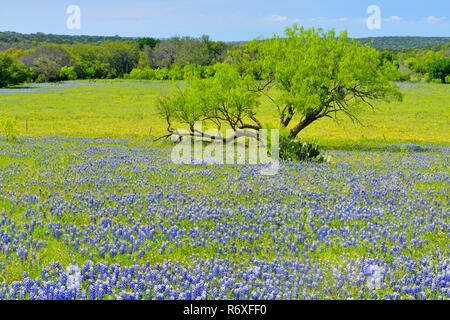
[
  {"xmin": 126, "ymin": 64, "xmax": 218, "ymax": 81},
  {"xmin": 35, "ymin": 74, "xmax": 46, "ymax": 83},
  {"xmin": 141, "ymin": 67, "xmax": 156, "ymax": 80},
  {"xmin": 32, "ymin": 55, "xmax": 60, "ymax": 82},
  {"xmin": 59, "ymin": 66, "xmax": 77, "ymax": 80},
  {"xmin": 155, "ymin": 67, "xmax": 169, "ymax": 80},
  {"xmin": 168, "ymin": 65, "xmax": 184, "ymax": 80},
  {"xmin": 0, "ymin": 52, "xmax": 31, "ymax": 87},
  {"xmin": 428, "ymin": 58, "xmax": 450, "ymax": 84},
  {"xmin": 0, "ymin": 116, "xmax": 18, "ymax": 141},
  {"xmin": 183, "ymin": 64, "xmax": 204, "ymax": 79},
  {"xmin": 128, "ymin": 68, "xmax": 143, "ymax": 80},
  {"xmin": 279, "ymin": 138, "xmax": 330, "ymax": 163},
  {"xmin": 395, "ymin": 73, "xmax": 410, "ymax": 82}
]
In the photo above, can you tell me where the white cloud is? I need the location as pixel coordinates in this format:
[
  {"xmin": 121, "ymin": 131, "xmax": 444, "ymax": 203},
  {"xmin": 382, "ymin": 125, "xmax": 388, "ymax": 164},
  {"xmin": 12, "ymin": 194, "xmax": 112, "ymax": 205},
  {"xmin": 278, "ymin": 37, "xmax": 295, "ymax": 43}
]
[
  {"xmin": 384, "ymin": 16, "xmax": 404, "ymax": 22},
  {"xmin": 338, "ymin": 17, "xmax": 349, "ymax": 22},
  {"xmin": 268, "ymin": 15, "xmax": 300, "ymax": 23},
  {"xmin": 425, "ymin": 16, "xmax": 447, "ymax": 24},
  {"xmin": 390, "ymin": 16, "xmax": 403, "ymax": 21},
  {"xmin": 269, "ymin": 15, "xmax": 288, "ymax": 22},
  {"xmin": 311, "ymin": 17, "xmax": 326, "ymax": 22}
]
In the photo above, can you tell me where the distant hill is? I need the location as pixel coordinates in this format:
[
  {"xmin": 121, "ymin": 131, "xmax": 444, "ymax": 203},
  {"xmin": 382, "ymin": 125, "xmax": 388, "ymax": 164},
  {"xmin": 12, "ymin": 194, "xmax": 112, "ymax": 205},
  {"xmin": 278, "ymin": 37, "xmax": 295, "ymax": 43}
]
[
  {"xmin": 0, "ymin": 31, "xmax": 137, "ymax": 45},
  {"xmin": 1, "ymin": 31, "xmax": 450, "ymax": 51},
  {"xmin": 356, "ymin": 36, "xmax": 450, "ymax": 50}
]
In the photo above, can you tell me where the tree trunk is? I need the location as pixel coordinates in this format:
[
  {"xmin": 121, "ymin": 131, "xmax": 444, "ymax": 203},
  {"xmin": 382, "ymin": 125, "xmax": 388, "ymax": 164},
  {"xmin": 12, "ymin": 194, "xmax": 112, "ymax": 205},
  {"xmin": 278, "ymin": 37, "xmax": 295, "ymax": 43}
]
[
  {"xmin": 289, "ymin": 116, "xmax": 316, "ymax": 139},
  {"xmin": 281, "ymin": 114, "xmax": 294, "ymax": 127},
  {"xmin": 280, "ymin": 104, "xmax": 294, "ymax": 128}
]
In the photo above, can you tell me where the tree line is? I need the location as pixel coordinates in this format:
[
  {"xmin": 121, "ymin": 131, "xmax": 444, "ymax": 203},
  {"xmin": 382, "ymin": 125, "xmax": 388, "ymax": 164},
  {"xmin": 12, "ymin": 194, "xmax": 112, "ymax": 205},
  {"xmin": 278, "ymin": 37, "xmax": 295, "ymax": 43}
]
[
  {"xmin": 0, "ymin": 31, "xmax": 136, "ymax": 47},
  {"xmin": 2, "ymin": 31, "xmax": 449, "ymax": 49},
  {"xmin": 0, "ymin": 35, "xmax": 229, "ymax": 86},
  {"xmin": 357, "ymin": 36, "xmax": 450, "ymax": 50},
  {"xmin": 1, "ymin": 32, "xmax": 450, "ymax": 88}
]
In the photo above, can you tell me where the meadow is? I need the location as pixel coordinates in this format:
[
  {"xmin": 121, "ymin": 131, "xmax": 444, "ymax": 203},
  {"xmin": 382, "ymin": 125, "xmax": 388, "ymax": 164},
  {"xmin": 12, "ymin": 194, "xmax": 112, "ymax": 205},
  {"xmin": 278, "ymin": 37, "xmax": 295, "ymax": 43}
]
[
  {"xmin": 0, "ymin": 80, "xmax": 448, "ymax": 147},
  {"xmin": 0, "ymin": 80, "xmax": 448, "ymax": 300}
]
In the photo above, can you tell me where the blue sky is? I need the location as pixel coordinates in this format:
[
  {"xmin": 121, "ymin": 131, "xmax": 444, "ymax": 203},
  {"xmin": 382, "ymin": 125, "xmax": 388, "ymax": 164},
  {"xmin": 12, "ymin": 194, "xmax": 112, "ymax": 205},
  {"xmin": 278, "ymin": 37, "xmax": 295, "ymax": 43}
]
[{"xmin": 0, "ymin": 0, "xmax": 449, "ymax": 40}]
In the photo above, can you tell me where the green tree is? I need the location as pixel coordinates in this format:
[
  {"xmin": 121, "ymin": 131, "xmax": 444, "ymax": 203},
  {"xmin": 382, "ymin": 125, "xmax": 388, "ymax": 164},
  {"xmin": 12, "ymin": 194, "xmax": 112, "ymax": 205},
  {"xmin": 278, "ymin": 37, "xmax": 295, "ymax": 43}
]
[
  {"xmin": 152, "ymin": 39, "xmax": 178, "ymax": 69},
  {"xmin": 405, "ymin": 50, "xmax": 445, "ymax": 74},
  {"xmin": 59, "ymin": 66, "xmax": 77, "ymax": 80},
  {"xmin": 151, "ymin": 36, "xmax": 228, "ymax": 69},
  {"xmin": 428, "ymin": 58, "xmax": 450, "ymax": 83},
  {"xmin": 0, "ymin": 52, "xmax": 31, "ymax": 87},
  {"xmin": 19, "ymin": 45, "xmax": 71, "ymax": 82},
  {"xmin": 228, "ymin": 26, "xmax": 403, "ymax": 139},
  {"xmin": 157, "ymin": 64, "xmax": 260, "ymax": 141},
  {"xmin": 32, "ymin": 55, "xmax": 60, "ymax": 82},
  {"xmin": 174, "ymin": 37, "xmax": 210, "ymax": 67},
  {"xmin": 100, "ymin": 41, "xmax": 140, "ymax": 77},
  {"xmin": 66, "ymin": 41, "xmax": 139, "ymax": 79},
  {"xmin": 66, "ymin": 44, "xmax": 109, "ymax": 79},
  {"xmin": 168, "ymin": 65, "xmax": 184, "ymax": 80},
  {"xmin": 137, "ymin": 37, "xmax": 159, "ymax": 50},
  {"xmin": 137, "ymin": 49, "xmax": 152, "ymax": 69}
]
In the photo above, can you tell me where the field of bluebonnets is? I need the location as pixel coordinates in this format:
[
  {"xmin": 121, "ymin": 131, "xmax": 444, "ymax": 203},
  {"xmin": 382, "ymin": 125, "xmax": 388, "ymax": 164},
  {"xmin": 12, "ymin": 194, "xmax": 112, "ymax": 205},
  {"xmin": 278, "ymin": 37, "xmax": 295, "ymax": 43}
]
[{"xmin": 0, "ymin": 80, "xmax": 448, "ymax": 300}]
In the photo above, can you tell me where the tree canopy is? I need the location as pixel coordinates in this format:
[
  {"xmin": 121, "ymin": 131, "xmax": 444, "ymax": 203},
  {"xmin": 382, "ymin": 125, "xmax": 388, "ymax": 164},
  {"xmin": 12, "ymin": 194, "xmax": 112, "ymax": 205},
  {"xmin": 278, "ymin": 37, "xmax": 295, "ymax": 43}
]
[
  {"xmin": 0, "ymin": 52, "xmax": 31, "ymax": 87},
  {"xmin": 157, "ymin": 63, "xmax": 261, "ymax": 142},
  {"xmin": 2, "ymin": 30, "xmax": 448, "ymax": 85},
  {"xmin": 428, "ymin": 58, "xmax": 450, "ymax": 84},
  {"xmin": 230, "ymin": 26, "xmax": 403, "ymax": 138},
  {"xmin": 158, "ymin": 26, "xmax": 403, "ymax": 141}
]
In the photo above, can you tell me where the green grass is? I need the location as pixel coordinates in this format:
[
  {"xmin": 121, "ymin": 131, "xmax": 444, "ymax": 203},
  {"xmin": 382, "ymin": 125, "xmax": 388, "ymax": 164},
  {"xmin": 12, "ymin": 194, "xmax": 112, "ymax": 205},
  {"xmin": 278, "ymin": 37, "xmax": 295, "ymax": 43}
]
[{"xmin": 0, "ymin": 80, "xmax": 448, "ymax": 148}]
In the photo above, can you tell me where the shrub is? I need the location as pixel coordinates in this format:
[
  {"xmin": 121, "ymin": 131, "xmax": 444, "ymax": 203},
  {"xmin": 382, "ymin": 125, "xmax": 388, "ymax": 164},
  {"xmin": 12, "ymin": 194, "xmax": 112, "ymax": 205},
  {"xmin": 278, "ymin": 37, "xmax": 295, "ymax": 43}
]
[
  {"xmin": 155, "ymin": 68, "xmax": 169, "ymax": 80},
  {"xmin": 142, "ymin": 67, "xmax": 156, "ymax": 80},
  {"xmin": 128, "ymin": 67, "xmax": 157, "ymax": 80},
  {"xmin": 279, "ymin": 138, "xmax": 330, "ymax": 163},
  {"xmin": 428, "ymin": 58, "xmax": 450, "ymax": 84},
  {"xmin": 183, "ymin": 64, "xmax": 204, "ymax": 79},
  {"xmin": 0, "ymin": 52, "xmax": 31, "ymax": 87},
  {"xmin": 59, "ymin": 66, "xmax": 77, "ymax": 80},
  {"xmin": 128, "ymin": 68, "xmax": 143, "ymax": 79},
  {"xmin": 0, "ymin": 116, "xmax": 18, "ymax": 141},
  {"xmin": 168, "ymin": 65, "xmax": 184, "ymax": 80},
  {"xmin": 35, "ymin": 74, "xmax": 46, "ymax": 83},
  {"xmin": 395, "ymin": 73, "xmax": 410, "ymax": 82}
]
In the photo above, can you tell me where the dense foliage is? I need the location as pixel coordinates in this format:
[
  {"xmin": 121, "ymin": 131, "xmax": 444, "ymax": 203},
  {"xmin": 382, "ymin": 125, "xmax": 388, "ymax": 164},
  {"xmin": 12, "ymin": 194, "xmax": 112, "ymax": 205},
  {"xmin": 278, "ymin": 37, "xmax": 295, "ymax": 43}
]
[
  {"xmin": 0, "ymin": 31, "xmax": 136, "ymax": 46},
  {"xmin": 157, "ymin": 64, "xmax": 261, "ymax": 141},
  {"xmin": 428, "ymin": 59, "xmax": 450, "ymax": 84},
  {"xmin": 357, "ymin": 36, "xmax": 450, "ymax": 50},
  {"xmin": 2, "ymin": 31, "xmax": 448, "ymax": 50},
  {"xmin": 0, "ymin": 34, "xmax": 229, "ymax": 85},
  {"xmin": 158, "ymin": 26, "xmax": 403, "ymax": 147},
  {"xmin": 126, "ymin": 64, "xmax": 219, "ymax": 81},
  {"xmin": 1, "ymin": 30, "xmax": 449, "ymax": 86},
  {"xmin": 0, "ymin": 51, "xmax": 31, "ymax": 87},
  {"xmin": 228, "ymin": 26, "xmax": 403, "ymax": 139},
  {"xmin": 278, "ymin": 139, "xmax": 326, "ymax": 162}
]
